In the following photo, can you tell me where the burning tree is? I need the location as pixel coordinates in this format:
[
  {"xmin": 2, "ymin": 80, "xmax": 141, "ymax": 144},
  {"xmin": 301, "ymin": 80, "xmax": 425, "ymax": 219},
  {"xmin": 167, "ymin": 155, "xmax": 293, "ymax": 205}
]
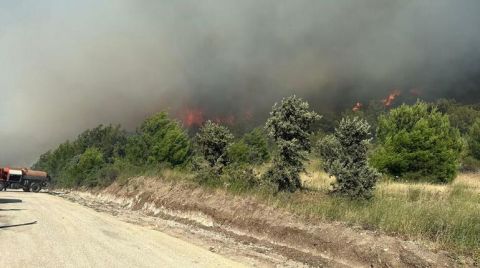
[
  {"xmin": 319, "ymin": 117, "xmax": 379, "ymax": 199},
  {"xmin": 196, "ymin": 120, "xmax": 234, "ymax": 168},
  {"xmin": 264, "ymin": 95, "xmax": 321, "ymax": 192}
]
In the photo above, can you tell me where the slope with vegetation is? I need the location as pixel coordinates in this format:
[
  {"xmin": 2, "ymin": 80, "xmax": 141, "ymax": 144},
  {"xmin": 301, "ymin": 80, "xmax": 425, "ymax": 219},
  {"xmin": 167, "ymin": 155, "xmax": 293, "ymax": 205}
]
[{"xmin": 33, "ymin": 96, "xmax": 480, "ymax": 262}]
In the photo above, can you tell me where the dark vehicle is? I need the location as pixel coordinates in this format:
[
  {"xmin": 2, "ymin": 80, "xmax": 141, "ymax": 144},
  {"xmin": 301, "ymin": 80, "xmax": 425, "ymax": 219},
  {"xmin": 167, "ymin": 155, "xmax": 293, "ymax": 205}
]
[{"xmin": 0, "ymin": 167, "xmax": 50, "ymax": 192}]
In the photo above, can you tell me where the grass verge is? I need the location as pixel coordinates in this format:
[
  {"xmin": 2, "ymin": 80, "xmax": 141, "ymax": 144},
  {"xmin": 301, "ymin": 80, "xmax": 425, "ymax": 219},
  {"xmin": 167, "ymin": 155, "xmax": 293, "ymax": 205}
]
[{"xmin": 82, "ymin": 160, "xmax": 480, "ymax": 261}]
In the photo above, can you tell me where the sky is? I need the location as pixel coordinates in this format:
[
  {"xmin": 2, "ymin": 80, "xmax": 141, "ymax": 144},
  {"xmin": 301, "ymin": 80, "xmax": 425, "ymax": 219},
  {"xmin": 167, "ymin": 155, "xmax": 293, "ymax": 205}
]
[{"xmin": 1, "ymin": 0, "xmax": 480, "ymax": 166}]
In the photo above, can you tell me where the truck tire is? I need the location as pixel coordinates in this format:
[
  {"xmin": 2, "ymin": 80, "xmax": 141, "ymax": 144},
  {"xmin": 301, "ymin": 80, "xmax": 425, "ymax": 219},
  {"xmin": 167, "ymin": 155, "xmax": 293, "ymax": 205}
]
[
  {"xmin": 30, "ymin": 182, "xmax": 42, "ymax": 193},
  {"xmin": 22, "ymin": 186, "xmax": 31, "ymax": 192},
  {"xmin": 0, "ymin": 181, "xmax": 5, "ymax": 191}
]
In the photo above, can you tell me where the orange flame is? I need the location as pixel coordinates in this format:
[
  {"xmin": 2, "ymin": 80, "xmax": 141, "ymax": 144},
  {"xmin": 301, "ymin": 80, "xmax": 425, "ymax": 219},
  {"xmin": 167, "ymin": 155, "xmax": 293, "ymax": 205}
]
[
  {"xmin": 244, "ymin": 109, "xmax": 254, "ymax": 121},
  {"xmin": 181, "ymin": 108, "xmax": 205, "ymax": 127},
  {"xmin": 382, "ymin": 90, "xmax": 401, "ymax": 107},
  {"xmin": 410, "ymin": 88, "xmax": 421, "ymax": 97},
  {"xmin": 352, "ymin": 102, "xmax": 363, "ymax": 112},
  {"xmin": 214, "ymin": 115, "xmax": 235, "ymax": 125}
]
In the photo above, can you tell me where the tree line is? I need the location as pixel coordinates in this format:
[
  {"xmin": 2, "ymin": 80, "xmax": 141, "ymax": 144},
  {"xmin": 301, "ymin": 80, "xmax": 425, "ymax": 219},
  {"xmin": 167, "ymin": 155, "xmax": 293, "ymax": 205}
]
[{"xmin": 33, "ymin": 96, "xmax": 480, "ymax": 199}]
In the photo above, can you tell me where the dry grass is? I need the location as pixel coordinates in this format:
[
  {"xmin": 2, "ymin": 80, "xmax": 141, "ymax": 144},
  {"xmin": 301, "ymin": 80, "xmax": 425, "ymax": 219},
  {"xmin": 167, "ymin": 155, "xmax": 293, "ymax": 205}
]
[
  {"xmin": 454, "ymin": 173, "xmax": 480, "ymax": 192},
  {"xmin": 115, "ymin": 160, "xmax": 480, "ymax": 260},
  {"xmin": 293, "ymin": 163, "xmax": 480, "ymax": 260}
]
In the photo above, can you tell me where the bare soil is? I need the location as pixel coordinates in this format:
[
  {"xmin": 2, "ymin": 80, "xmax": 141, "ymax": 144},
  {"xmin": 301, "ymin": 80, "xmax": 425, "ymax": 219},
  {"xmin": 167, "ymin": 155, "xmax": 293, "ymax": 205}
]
[{"xmin": 57, "ymin": 177, "xmax": 473, "ymax": 267}]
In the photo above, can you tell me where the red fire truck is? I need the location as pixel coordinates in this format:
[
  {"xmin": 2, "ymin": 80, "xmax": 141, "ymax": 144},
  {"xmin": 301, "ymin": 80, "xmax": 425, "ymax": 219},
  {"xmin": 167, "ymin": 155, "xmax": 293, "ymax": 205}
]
[{"xmin": 0, "ymin": 167, "xmax": 50, "ymax": 192}]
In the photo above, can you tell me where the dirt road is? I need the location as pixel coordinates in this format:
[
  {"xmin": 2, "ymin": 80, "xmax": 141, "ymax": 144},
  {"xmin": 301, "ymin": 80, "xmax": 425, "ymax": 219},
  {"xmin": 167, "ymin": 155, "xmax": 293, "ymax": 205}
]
[{"xmin": 0, "ymin": 190, "xmax": 246, "ymax": 268}]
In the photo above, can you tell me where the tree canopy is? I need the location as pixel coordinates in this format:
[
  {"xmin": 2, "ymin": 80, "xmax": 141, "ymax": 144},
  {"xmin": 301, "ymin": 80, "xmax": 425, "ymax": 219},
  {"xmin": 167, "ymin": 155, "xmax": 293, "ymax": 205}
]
[{"xmin": 372, "ymin": 101, "xmax": 462, "ymax": 183}]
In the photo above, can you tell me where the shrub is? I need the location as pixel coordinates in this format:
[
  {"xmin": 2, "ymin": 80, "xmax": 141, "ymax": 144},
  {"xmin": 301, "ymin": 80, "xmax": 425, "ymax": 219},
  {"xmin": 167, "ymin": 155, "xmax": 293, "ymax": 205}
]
[
  {"xmin": 222, "ymin": 163, "xmax": 259, "ymax": 192},
  {"xmin": 193, "ymin": 165, "xmax": 222, "ymax": 188},
  {"xmin": 196, "ymin": 120, "xmax": 234, "ymax": 168},
  {"xmin": 94, "ymin": 165, "xmax": 121, "ymax": 187},
  {"xmin": 228, "ymin": 128, "xmax": 270, "ymax": 165},
  {"xmin": 372, "ymin": 101, "xmax": 462, "ymax": 183},
  {"xmin": 263, "ymin": 161, "xmax": 302, "ymax": 192},
  {"xmin": 227, "ymin": 141, "xmax": 251, "ymax": 164},
  {"xmin": 242, "ymin": 128, "xmax": 270, "ymax": 163},
  {"xmin": 319, "ymin": 117, "xmax": 379, "ymax": 199},
  {"xmin": 460, "ymin": 156, "xmax": 480, "ymax": 172},
  {"xmin": 468, "ymin": 118, "xmax": 480, "ymax": 160},
  {"xmin": 264, "ymin": 95, "xmax": 321, "ymax": 191}
]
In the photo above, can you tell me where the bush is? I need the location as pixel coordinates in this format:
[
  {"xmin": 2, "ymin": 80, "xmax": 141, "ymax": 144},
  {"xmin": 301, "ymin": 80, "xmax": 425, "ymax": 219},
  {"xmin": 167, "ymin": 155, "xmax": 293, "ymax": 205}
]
[
  {"xmin": 460, "ymin": 156, "xmax": 480, "ymax": 172},
  {"xmin": 196, "ymin": 120, "xmax": 234, "ymax": 168},
  {"xmin": 242, "ymin": 128, "xmax": 270, "ymax": 163},
  {"xmin": 468, "ymin": 118, "xmax": 480, "ymax": 160},
  {"xmin": 228, "ymin": 128, "xmax": 270, "ymax": 165},
  {"xmin": 372, "ymin": 102, "xmax": 462, "ymax": 183},
  {"xmin": 227, "ymin": 141, "xmax": 251, "ymax": 164},
  {"xmin": 319, "ymin": 117, "xmax": 379, "ymax": 199},
  {"xmin": 94, "ymin": 165, "xmax": 121, "ymax": 187},
  {"xmin": 264, "ymin": 95, "xmax": 321, "ymax": 191},
  {"xmin": 263, "ymin": 161, "xmax": 302, "ymax": 192},
  {"xmin": 222, "ymin": 164, "xmax": 259, "ymax": 192},
  {"xmin": 193, "ymin": 165, "xmax": 222, "ymax": 188}
]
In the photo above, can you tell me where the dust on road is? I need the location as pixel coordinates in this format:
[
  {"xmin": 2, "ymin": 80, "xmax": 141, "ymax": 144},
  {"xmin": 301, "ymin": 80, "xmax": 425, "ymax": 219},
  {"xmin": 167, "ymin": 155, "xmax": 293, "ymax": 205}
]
[{"xmin": 0, "ymin": 190, "xmax": 246, "ymax": 268}]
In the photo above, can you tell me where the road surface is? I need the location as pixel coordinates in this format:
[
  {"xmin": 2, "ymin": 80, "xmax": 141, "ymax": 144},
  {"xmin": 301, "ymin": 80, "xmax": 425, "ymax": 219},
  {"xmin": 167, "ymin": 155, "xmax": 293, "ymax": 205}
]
[{"xmin": 0, "ymin": 190, "xmax": 246, "ymax": 268}]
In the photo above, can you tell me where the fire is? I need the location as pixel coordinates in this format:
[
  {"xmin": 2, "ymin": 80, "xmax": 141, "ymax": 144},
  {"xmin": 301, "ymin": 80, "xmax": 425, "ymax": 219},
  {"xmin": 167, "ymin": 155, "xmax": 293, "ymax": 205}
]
[
  {"xmin": 410, "ymin": 88, "xmax": 421, "ymax": 97},
  {"xmin": 214, "ymin": 115, "xmax": 235, "ymax": 125},
  {"xmin": 352, "ymin": 102, "xmax": 363, "ymax": 112},
  {"xmin": 179, "ymin": 106, "xmax": 239, "ymax": 127},
  {"xmin": 181, "ymin": 108, "xmax": 205, "ymax": 127},
  {"xmin": 382, "ymin": 90, "xmax": 401, "ymax": 108},
  {"xmin": 244, "ymin": 109, "xmax": 254, "ymax": 121}
]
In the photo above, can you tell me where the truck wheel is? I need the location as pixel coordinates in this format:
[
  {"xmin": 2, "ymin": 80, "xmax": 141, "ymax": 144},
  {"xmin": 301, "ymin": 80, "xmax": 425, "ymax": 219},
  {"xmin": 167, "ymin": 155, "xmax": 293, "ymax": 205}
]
[
  {"xmin": 0, "ymin": 181, "xmax": 5, "ymax": 191},
  {"xmin": 23, "ymin": 186, "xmax": 31, "ymax": 192},
  {"xmin": 30, "ymin": 183, "xmax": 42, "ymax": 193}
]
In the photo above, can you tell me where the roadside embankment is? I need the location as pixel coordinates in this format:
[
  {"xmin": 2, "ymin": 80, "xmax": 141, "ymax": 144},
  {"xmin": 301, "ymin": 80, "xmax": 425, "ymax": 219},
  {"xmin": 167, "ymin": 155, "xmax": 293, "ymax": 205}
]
[{"xmin": 58, "ymin": 176, "xmax": 473, "ymax": 267}]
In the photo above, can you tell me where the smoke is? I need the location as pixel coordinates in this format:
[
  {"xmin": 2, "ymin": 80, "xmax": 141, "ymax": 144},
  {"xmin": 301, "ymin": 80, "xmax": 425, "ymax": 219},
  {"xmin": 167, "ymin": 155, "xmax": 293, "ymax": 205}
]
[{"xmin": 1, "ymin": 0, "xmax": 480, "ymax": 165}]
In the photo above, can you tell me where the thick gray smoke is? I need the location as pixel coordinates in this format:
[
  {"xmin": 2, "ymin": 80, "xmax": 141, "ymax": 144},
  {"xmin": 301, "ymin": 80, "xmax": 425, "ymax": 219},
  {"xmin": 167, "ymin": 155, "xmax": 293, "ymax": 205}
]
[{"xmin": 1, "ymin": 0, "xmax": 480, "ymax": 165}]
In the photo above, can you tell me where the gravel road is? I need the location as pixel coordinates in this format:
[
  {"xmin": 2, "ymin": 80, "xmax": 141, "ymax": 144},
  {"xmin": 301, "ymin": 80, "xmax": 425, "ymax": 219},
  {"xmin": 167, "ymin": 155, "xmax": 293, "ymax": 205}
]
[{"xmin": 0, "ymin": 190, "xmax": 246, "ymax": 268}]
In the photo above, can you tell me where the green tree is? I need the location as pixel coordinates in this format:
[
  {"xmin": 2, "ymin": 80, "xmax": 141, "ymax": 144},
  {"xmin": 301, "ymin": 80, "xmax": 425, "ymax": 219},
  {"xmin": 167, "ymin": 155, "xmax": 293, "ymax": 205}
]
[
  {"xmin": 372, "ymin": 101, "xmax": 462, "ymax": 183},
  {"xmin": 74, "ymin": 124, "xmax": 127, "ymax": 163},
  {"xmin": 33, "ymin": 141, "xmax": 76, "ymax": 181},
  {"xmin": 228, "ymin": 128, "xmax": 270, "ymax": 164},
  {"xmin": 227, "ymin": 141, "xmax": 251, "ymax": 164},
  {"xmin": 319, "ymin": 117, "xmax": 379, "ymax": 199},
  {"xmin": 468, "ymin": 118, "xmax": 480, "ymax": 160},
  {"xmin": 196, "ymin": 120, "xmax": 234, "ymax": 168},
  {"xmin": 125, "ymin": 112, "xmax": 191, "ymax": 166},
  {"xmin": 264, "ymin": 95, "xmax": 321, "ymax": 191},
  {"xmin": 435, "ymin": 99, "xmax": 480, "ymax": 134},
  {"xmin": 65, "ymin": 147, "xmax": 105, "ymax": 187}
]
